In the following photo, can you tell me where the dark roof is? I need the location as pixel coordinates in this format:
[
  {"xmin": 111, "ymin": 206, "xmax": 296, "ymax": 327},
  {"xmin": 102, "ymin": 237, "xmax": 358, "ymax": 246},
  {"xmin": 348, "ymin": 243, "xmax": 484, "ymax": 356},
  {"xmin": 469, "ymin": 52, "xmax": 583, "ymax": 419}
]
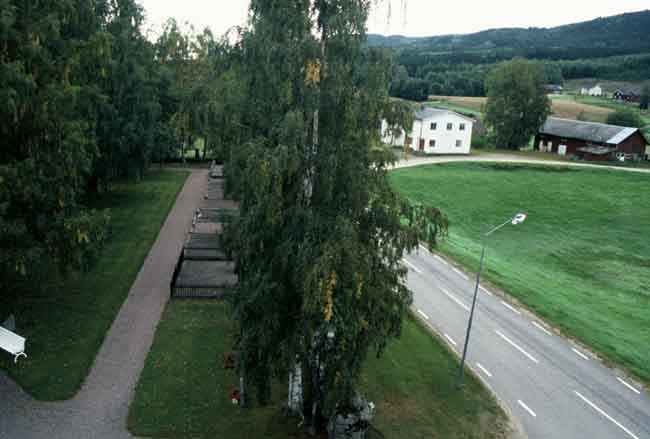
[
  {"xmin": 544, "ymin": 85, "xmax": 563, "ymax": 91},
  {"xmin": 539, "ymin": 117, "xmax": 638, "ymax": 145},
  {"xmin": 614, "ymin": 89, "xmax": 639, "ymax": 96}
]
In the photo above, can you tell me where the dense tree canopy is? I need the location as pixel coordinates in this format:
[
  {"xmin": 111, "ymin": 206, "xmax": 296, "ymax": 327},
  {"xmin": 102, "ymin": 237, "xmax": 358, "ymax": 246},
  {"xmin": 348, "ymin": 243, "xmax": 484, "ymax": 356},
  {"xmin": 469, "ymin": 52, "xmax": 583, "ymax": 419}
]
[
  {"xmin": 0, "ymin": 1, "xmax": 229, "ymax": 298},
  {"xmin": 607, "ymin": 109, "xmax": 643, "ymax": 128},
  {"xmin": 484, "ymin": 59, "xmax": 551, "ymax": 150},
  {"xmin": 224, "ymin": 0, "xmax": 447, "ymax": 432}
]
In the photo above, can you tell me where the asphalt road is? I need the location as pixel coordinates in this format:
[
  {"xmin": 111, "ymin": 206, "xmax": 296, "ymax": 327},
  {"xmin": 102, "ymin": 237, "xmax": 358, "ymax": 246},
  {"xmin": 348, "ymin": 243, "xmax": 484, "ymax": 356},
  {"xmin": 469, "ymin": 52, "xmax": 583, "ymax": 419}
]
[{"xmin": 403, "ymin": 246, "xmax": 650, "ymax": 439}]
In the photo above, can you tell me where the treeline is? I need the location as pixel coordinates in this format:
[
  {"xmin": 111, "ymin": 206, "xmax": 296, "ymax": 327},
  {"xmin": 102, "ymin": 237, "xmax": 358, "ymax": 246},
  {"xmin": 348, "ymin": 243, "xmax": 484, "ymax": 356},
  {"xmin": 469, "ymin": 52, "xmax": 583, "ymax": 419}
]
[
  {"xmin": 371, "ymin": 10, "xmax": 650, "ymax": 56},
  {"xmin": 0, "ymin": 1, "xmax": 237, "ymax": 294},
  {"xmin": 389, "ymin": 52, "xmax": 650, "ymax": 99}
]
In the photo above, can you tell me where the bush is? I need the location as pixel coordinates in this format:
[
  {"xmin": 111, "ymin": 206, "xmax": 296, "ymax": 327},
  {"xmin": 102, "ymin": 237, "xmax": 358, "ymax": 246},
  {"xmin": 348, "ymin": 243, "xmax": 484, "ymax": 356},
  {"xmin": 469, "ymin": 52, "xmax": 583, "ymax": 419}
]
[{"xmin": 607, "ymin": 109, "xmax": 642, "ymax": 127}]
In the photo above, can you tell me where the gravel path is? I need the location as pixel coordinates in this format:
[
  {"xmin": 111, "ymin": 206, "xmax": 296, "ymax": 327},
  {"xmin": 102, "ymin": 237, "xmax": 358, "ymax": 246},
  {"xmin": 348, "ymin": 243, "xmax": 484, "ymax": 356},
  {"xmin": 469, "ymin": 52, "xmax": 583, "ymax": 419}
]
[
  {"xmin": 393, "ymin": 153, "xmax": 650, "ymax": 173},
  {"xmin": 0, "ymin": 170, "xmax": 208, "ymax": 439}
]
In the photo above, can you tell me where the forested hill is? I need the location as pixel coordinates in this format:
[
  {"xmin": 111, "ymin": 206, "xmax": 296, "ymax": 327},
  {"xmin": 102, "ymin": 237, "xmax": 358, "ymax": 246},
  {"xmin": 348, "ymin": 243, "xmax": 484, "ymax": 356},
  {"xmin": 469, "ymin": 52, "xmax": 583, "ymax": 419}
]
[
  {"xmin": 373, "ymin": 10, "xmax": 650, "ymax": 100},
  {"xmin": 368, "ymin": 10, "xmax": 650, "ymax": 58}
]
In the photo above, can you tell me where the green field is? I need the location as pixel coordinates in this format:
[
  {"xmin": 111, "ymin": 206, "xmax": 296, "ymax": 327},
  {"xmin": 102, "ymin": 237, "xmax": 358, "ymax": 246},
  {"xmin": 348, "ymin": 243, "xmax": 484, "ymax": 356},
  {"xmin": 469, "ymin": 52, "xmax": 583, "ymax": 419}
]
[
  {"xmin": 128, "ymin": 302, "xmax": 510, "ymax": 439},
  {"xmin": 390, "ymin": 163, "xmax": 650, "ymax": 383},
  {"xmin": 0, "ymin": 170, "xmax": 188, "ymax": 400}
]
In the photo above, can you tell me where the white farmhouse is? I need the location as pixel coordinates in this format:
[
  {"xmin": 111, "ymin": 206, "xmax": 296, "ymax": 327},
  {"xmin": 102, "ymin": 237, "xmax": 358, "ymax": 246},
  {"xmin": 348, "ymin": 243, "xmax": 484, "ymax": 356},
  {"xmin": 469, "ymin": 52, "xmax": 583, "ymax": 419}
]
[
  {"xmin": 382, "ymin": 108, "xmax": 474, "ymax": 155},
  {"xmin": 580, "ymin": 85, "xmax": 603, "ymax": 96}
]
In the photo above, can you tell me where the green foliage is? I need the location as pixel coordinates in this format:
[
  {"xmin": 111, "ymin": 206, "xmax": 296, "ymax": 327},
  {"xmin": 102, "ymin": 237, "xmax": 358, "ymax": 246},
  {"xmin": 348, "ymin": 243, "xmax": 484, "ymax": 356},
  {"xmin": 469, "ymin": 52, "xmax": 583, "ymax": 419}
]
[
  {"xmin": 1, "ymin": 0, "xmax": 107, "ymax": 288},
  {"xmin": 0, "ymin": 0, "xmax": 189, "ymax": 307},
  {"xmin": 224, "ymin": 0, "xmax": 448, "ymax": 429},
  {"xmin": 640, "ymin": 85, "xmax": 650, "ymax": 111},
  {"xmin": 607, "ymin": 108, "xmax": 643, "ymax": 128},
  {"xmin": 484, "ymin": 59, "xmax": 551, "ymax": 149}
]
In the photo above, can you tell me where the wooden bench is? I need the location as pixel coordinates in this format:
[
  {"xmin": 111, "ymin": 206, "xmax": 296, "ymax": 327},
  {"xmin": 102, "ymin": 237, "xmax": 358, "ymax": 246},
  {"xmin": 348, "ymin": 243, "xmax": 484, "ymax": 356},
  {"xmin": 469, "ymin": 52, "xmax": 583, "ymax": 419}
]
[{"xmin": 0, "ymin": 326, "xmax": 27, "ymax": 363}]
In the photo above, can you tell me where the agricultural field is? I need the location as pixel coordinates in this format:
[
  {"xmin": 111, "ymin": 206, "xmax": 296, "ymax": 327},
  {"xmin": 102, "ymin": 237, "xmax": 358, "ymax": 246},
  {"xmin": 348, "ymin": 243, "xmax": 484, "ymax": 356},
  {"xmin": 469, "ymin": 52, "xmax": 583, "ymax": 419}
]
[
  {"xmin": 430, "ymin": 95, "xmax": 613, "ymax": 123},
  {"xmin": 128, "ymin": 301, "xmax": 511, "ymax": 439},
  {"xmin": 390, "ymin": 163, "xmax": 650, "ymax": 384}
]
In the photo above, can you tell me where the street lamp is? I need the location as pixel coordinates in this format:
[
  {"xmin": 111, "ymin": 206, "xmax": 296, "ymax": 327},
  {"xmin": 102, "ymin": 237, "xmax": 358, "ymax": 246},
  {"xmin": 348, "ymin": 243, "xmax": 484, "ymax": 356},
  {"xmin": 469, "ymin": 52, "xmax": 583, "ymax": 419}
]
[{"xmin": 456, "ymin": 213, "xmax": 527, "ymax": 388}]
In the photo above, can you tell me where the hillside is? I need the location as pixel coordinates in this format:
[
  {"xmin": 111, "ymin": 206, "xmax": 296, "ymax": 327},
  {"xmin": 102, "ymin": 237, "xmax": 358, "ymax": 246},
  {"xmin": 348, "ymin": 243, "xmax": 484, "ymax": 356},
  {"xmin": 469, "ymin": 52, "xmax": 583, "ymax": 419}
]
[
  {"xmin": 368, "ymin": 10, "xmax": 650, "ymax": 56},
  {"xmin": 377, "ymin": 10, "xmax": 650, "ymax": 99}
]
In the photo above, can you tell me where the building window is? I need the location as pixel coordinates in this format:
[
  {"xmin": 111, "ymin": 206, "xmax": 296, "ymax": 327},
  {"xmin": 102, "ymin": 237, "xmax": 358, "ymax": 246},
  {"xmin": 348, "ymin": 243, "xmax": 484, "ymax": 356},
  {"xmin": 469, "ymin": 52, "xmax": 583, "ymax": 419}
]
[
  {"xmin": 429, "ymin": 139, "xmax": 436, "ymax": 147},
  {"xmin": 460, "ymin": 123, "xmax": 466, "ymax": 131},
  {"xmin": 430, "ymin": 123, "xmax": 437, "ymax": 130},
  {"xmin": 447, "ymin": 123, "xmax": 453, "ymax": 130},
  {"xmin": 456, "ymin": 140, "xmax": 462, "ymax": 148}
]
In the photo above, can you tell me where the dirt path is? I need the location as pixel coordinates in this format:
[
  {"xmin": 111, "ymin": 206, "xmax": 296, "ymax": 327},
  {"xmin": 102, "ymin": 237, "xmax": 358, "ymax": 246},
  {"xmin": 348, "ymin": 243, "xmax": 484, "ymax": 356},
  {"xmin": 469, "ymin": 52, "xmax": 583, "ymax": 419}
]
[
  {"xmin": 393, "ymin": 153, "xmax": 650, "ymax": 174},
  {"xmin": 0, "ymin": 170, "xmax": 208, "ymax": 439}
]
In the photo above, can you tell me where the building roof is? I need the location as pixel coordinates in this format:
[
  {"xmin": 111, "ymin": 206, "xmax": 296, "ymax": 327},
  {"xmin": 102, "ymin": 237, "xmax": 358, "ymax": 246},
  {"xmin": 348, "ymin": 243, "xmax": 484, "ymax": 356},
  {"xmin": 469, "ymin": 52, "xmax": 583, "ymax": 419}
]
[
  {"xmin": 539, "ymin": 117, "xmax": 639, "ymax": 145},
  {"xmin": 415, "ymin": 107, "xmax": 475, "ymax": 123},
  {"xmin": 614, "ymin": 89, "xmax": 639, "ymax": 96}
]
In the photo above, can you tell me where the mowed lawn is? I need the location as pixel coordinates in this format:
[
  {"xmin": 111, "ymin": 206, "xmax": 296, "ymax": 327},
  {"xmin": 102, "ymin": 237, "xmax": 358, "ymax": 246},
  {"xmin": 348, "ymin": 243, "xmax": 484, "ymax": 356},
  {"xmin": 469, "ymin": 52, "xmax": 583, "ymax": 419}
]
[
  {"xmin": 128, "ymin": 301, "xmax": 510, "ymax": 439},
  {"xmin": 0, "ymin": 170, "xmax": 188, "ymax": 400},
  {"xmin": 390, "ymin": 163, "xmax": 650, "ymax": 383}
]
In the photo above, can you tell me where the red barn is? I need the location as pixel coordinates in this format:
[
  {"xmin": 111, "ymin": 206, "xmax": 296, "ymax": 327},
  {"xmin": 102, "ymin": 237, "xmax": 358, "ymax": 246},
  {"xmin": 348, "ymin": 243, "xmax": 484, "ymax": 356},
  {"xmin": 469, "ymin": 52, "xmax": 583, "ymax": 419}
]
[{"xmin": 535, "ymin": 117, "xmax": 648, "ymax": 162}]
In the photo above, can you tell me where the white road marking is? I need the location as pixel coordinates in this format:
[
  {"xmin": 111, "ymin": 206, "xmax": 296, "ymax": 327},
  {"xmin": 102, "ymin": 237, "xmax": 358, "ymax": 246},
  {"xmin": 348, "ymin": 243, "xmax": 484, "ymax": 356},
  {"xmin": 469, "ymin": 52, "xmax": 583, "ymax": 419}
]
[
  {"xmin": 452, "ymin": 267, "xmax": 469, "ymax": 279},
  {"xmin": 617, "ymin": 377, "xmax": 641, "ymax": 395},
  {"xmin": 476, "ymin": 363, "xmax": 493, "ymax": 378},
  {"xmin": 572, "ymin": 348, "xmax": 589, "ymax": 361},
  {"xmin": 480, "ymin": 286, "xmax": 493, "ymax": 296},
  {"xmin": 500, "ymin": 300, "xmax": 522, "ymax": 315},
  {"xmin": 417, "ymin": 309, "xmax": 430, "ymax": 320},
  {"xmin": 444, "ymin": 333, "xmax": 457, "ymax": 347},
  {"xmin": 418, "ymin": 244, "xmax": 430, "ymax": 253},
  {"xmin": 495, "ymin": 330, "xmax": 539, "ymax": 364},
  {"xmin": 531, "ymin": 321, "xmax": 552, "ymax": 336},
  {"xmin": 574, "ymin": 391, "xmax": 639, "ymax": 439},
  {"xmin": 402, "ymin": 258, "xmax": 422, "ymax": 274},
  {"xmin": 434, "ymin": 254, "xmax": 448, "ymax": 265},
  {"xmin": 440, "ymin": 288, "xmax": 470, "ymax": 312},
  {"xmin": 517, "ymin": 400, "xmax": 537, "ymax": 418}
]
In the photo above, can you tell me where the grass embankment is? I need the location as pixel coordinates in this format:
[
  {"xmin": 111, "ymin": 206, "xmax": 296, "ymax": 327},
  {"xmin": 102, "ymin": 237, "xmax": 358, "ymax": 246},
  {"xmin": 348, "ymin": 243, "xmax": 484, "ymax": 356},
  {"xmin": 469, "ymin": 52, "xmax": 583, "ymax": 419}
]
[
  {"xmin": 390, "ymin": 163, "xmax": 650, "ymax": 383},
  {"xmin": 128, "ymin": 301, "xmax": 510, "ymax": 439},
  {"xmin": 430, "ymin": 95, "xmax": 614, "ymax": 123},
  {"xmin": 0, "ymin": 170, "xmax": 189, "ymax": 400}
]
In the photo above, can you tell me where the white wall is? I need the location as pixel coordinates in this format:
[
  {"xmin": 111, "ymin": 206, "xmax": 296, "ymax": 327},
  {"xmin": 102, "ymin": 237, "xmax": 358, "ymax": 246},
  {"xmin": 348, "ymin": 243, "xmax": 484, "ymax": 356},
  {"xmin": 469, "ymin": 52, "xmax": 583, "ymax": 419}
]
[
  {"xmin": 383, "ymin": 113, "xmax": 473, "ymax": 155},
  {"xmin": 381, "ymin": 120, "xmax": 406, "ymax": 146},
  {"xmin": 412, "ymin": 114, "xmax": 473, "ymax": 154},
  {"xmin": 589, "ymin": 86, "xmax": 603, "ymax": 97}
]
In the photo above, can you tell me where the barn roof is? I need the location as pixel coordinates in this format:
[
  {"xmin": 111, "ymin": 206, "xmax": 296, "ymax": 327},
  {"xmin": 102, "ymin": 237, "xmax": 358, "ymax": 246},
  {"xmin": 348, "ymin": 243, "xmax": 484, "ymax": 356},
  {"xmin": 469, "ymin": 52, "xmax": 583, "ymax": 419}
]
[
  {"xmin": 539, "ymin": 117, "xmax": 639, "ymax": 145},
  {"xmin": 415, "ymin": 107, "xmax": 475, "ymax": 123}
]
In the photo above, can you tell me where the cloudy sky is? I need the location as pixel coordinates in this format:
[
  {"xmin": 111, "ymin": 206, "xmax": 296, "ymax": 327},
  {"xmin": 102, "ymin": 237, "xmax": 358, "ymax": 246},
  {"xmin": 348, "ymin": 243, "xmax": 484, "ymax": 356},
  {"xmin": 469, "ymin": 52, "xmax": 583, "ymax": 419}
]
[{"xmin": 138, "ymin": 1, "xmax": 649, "ymax": 38}]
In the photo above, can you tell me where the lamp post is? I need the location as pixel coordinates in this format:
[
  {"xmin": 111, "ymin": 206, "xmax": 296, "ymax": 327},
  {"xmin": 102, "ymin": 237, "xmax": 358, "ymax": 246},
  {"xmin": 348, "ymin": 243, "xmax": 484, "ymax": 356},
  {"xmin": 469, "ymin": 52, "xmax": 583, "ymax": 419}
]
[{"xmin": 456, "ymin": 213, "xmax": 527, "ymax": 388}]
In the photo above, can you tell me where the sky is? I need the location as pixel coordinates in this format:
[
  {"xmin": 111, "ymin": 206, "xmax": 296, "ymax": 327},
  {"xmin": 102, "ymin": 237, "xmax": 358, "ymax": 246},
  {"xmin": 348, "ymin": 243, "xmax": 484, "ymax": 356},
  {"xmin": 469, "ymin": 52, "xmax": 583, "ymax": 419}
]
[{"xmin": 138, "ymin": 1, "xmax": 649, "ymax": 38}]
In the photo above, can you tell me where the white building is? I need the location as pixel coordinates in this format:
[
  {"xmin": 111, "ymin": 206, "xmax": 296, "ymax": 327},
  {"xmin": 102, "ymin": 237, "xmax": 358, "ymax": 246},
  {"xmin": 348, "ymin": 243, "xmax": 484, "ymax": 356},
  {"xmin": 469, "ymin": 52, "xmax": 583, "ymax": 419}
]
[
  {"xmin": 580, "ymin": 85, "xmax": 603, "ymax": 96},
  {"xmin": 382, "ymin": 108, "xmax": 474, "ymax": 155}
]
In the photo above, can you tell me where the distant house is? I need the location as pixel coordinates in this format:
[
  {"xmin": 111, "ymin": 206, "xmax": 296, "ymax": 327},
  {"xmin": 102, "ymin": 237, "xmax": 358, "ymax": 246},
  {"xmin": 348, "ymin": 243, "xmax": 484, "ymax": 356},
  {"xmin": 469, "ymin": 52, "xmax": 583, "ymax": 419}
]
[
  {"xmin": 381, "ymin": 108, "xmax": 474, "ymax": 155},
  {"xmin": 535, "ymin": 117, "xmax": 648, "ymax": 162},
  {"xmin": 580, "ymin": 85, "xmax": 603, "ymax": 97},
  {"xmin": 544, "ymin": 84, "xmax": 564, "ymax": 95},
  {"xmin": 613, "ymin": 89, "xmax": 640, "ymax": 103}
]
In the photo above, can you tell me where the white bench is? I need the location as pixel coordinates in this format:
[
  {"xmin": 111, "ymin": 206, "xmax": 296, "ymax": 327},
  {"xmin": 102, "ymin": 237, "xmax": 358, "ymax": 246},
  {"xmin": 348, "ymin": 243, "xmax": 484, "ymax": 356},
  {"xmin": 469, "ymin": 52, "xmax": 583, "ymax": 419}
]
[{"xmin": 0, "ymin": 326, "xmax": 27, "ymax": 364}]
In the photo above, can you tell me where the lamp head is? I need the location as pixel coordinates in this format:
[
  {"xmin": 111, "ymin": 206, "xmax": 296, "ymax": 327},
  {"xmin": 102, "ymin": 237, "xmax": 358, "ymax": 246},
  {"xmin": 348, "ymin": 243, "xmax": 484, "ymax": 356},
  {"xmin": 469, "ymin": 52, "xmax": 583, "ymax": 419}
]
[{"xmin": 512, "ymin": 213, "xmax": 527, "ymax": 225}]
